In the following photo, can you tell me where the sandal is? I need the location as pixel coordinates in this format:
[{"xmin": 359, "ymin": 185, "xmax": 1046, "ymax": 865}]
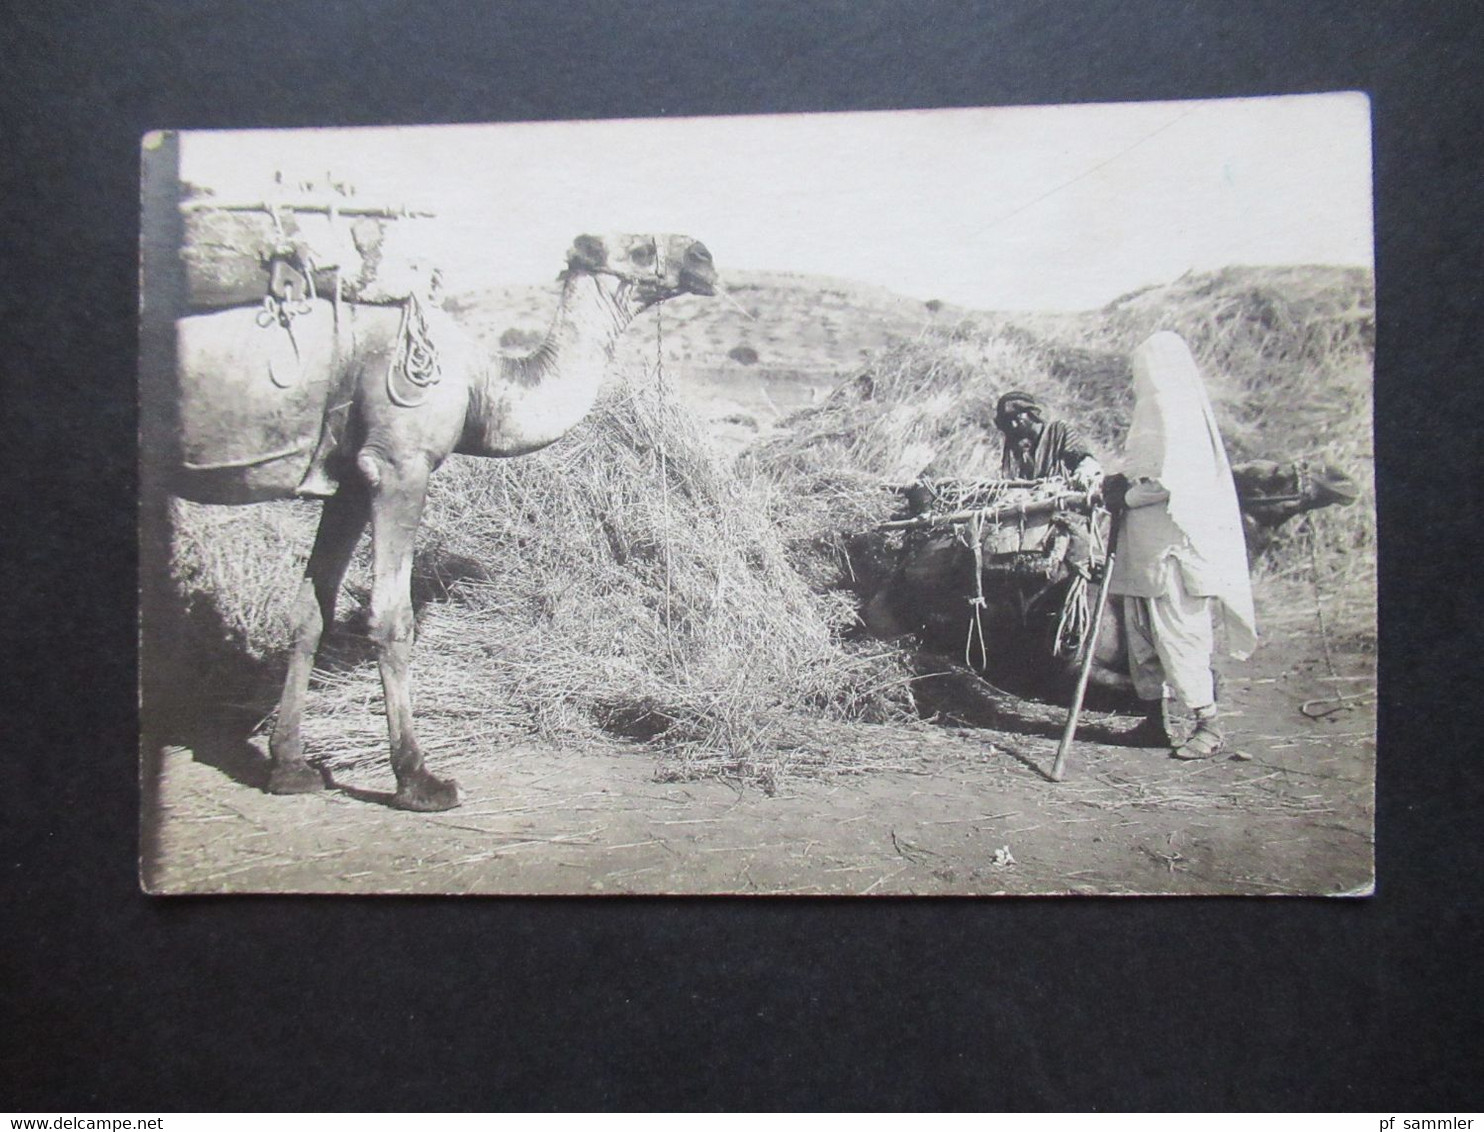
[{"xmin": 1172, "ymin": 720, "xmax": 1225, "ymax": 760}]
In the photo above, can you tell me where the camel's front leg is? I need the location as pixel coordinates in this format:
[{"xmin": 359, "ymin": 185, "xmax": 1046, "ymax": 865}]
[
  {"xmin": 268, "ymin": 483, "xmax": 369, "ymax": 793},
  {"xmin": 361, "ymin": 451, "xmax": 461, "ymax": 812}
]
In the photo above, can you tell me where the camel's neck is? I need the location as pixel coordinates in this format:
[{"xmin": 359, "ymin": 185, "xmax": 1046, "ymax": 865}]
[{"xmin": 460, "ymin": 273, "xmax": 643, "ymax": 457}]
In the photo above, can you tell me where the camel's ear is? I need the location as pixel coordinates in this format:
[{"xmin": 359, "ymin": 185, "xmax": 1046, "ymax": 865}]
[{"xmin": 567, "ymin": 234, "xmax": 608, "ymax": 273}]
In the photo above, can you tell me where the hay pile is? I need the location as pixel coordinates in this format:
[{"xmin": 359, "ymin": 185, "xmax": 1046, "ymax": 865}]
[
  {"xmin": 749, "ymin": 327, "xmax": 1111, "ymax": 482},
  {"xmin": 1097, "ymin": 266, "xmax": 1373, "ymax": 382},
  {"xmin": 1029, "ymin": 266, "xmax": 1376, "ymax": 640},
  {"xmin": 750, "ymin": 266, "xmax": 1376, "ymax": 645},
  {"xmin": 169, "ymin": 370, "xmax": 913, "ymax": 783},
  {"xmin": 743, "ymin": 324, "xmax": 1117, "ymax": 593}
]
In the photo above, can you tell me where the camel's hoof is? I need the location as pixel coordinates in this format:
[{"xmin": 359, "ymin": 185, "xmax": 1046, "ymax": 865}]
[
  {"xmin": 267, "ymin": 761, "xmax": 326, "ymax": 795},
  {"xmin": 392, "ymin": 773, "xmax": 462, "ymax": 812}
]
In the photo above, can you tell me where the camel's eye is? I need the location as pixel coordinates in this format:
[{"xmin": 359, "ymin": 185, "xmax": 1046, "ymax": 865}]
[{"xmin": 629, "ymin": 244, "xmax": 655, "ymax": 267}]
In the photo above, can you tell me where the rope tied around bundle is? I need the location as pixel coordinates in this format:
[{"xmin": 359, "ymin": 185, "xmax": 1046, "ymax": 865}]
[
  {"xmin": 257, "ymin": 236, "xmax": 317, "ymax": 389},
  {"xmin": 1053, "ymin": 507, "xmax": 1108, "ymax": 660},
  {"xmin": 254, "ymin": 216, "xmax": 318, "ymax": 393},
  {"xmin": 257, "ymin": 244, "xmax": 317, "ymax": 325}
]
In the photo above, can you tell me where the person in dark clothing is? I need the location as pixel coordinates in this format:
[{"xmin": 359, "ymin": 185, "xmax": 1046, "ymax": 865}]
[
  {"xmin": 986, "ymin": 391, "xmax": 1104, "ymax": 580},
  {"xmin": 994, "ymin": 391, "xmax": 1103, "ymax": 487}
]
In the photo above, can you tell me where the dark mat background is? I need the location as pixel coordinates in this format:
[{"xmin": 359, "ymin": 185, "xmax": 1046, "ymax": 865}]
[{"xmin": 3, "ymin": 0, "xmax": 1480, "ymax": 1111}]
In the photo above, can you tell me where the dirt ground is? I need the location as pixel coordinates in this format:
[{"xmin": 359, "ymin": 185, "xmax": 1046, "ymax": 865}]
[{"xmin": 140, "ymin": 603, "xmax": 1375, "ymax": 897}]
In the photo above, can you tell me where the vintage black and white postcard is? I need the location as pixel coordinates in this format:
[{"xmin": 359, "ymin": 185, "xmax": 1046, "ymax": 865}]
[{"xmin": 139, "ymin": 93, "xmax": 1375, "ymax": 895}]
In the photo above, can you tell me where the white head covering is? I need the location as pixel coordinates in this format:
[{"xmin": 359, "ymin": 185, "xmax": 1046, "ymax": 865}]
[{"xmin": 1124, "ymin": 332, "xmax": 1257, "ymax": 658}]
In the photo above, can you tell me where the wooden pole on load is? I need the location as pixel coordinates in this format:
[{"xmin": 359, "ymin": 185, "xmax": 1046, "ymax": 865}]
[
  {"xmin": 179, "ymin": 199, "xmax": 436, "ymax": 219},
  {"xmin": 884, "ymin": 477, "xmax": 1047, "ymax": 493},
  {"xmin": 877, "ymin": 490, "xmax": 1094, "ymax": 531}
]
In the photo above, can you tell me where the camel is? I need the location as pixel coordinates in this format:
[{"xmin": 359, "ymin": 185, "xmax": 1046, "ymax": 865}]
[
  {"xmin": 1230, "ymin": 459, "xmax": 1361, "ymax": 554},
  {"xmin": 172, "ymin": 233, "xmax": 718, "ymax": 811},
  {"xmin": 849, "ymin": 457, "xmax": 1361, "ymax": 711}
]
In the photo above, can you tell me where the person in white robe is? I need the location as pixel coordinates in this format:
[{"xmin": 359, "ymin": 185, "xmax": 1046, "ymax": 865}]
[{"xmin": 1102, "ymin": 332, "xmax": 1257, "ymax": 759}]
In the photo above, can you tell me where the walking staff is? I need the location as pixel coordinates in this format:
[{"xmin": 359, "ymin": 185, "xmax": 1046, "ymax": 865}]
[{"xmin": 1050, "ymin": 506, "xmax": 1122, "ymax": 782}]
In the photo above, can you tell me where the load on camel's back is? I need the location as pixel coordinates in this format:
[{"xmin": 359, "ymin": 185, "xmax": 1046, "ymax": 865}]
[
  {"xmin": 180, "ymin": 191, "xmax": 441, "ymax": 311},
  {"xmin": 849, "ymin": 460, "xmax": 1360, "ymax": 710},
  {"xmin": 175, "ymin": 195, "xmax": 450, "ymax": 503}
]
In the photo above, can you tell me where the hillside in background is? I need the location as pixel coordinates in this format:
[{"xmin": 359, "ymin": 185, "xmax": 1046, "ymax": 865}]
[
  {"xmin": 731, "ymin": 262, "xmax": 1375, "ymax": 642},
  {"xmin": 449, "ymin": 267, "xmax": 969, "ymax": 373},
  {"xmin": 447, "ymin": 269, "xmax": 974, "ymax": 452},
  {"xmin": 448, "ymin": 264, "xmax": 1373, "ymax": 469},
  {"xmin": 987, "ymin": 264, "xmax": 1375, "ymax": 464}
]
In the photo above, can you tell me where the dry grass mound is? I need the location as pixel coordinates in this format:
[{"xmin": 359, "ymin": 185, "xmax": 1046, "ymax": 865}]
[
  {"xmin": 168, "ymin": 370, "xmax": 913, "ymax": 785},
  {"xmin": 161, "ymin": 263, "xmax": 1375, "ymax": 791},
  {"xmin": 742, "ymin": 323, "xmax": 1121, "ymax": 593},
  {"xmin": 1017, "ymin": 266, "xmax": 1376, "ymax": 642},
  {"xmin": 1099, "ymin": 266, "xmax": 1373, "ymax": 376},
  {"xmin": 749, "ymin": 326, "xmax": 1110, "ymax": 482},
  {"xmin": 749, "ymin": 266, "xmax": 1376, "ymax": 646}
]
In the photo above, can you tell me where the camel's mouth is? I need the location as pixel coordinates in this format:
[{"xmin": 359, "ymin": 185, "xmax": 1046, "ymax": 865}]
[
  {"xmin": 1314, "ymin": 467, "xmax": 1361, "ymax": 506},
  {"xmin": 678, "ymin": 239, "xmax": 717, "ymax": 297},
  {"xmin": 1319, "ymin": 480, "xmax": 1361, "ymax": 506},
  {"xmin": 681, "ymin": 268, "xmax": 718, "ymax": 297}
]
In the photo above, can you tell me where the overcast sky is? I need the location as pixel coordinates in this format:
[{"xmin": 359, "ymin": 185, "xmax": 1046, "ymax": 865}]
[{"xmin": 179, "ymin": 93, "xmax": 1373, "ymax": 311}]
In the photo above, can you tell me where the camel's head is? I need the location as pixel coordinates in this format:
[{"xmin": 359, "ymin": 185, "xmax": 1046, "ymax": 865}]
[
  {"xmin": 1306, "ymin": 462, "xmax": 1362, "ymax": 508},
  {"xmin": 565, "ymin": 233, "xmax": 718, "ymax": 307},
  {"xmin": 1232, "ymin": 459, "xmax": 1362, "ymax": 537}
]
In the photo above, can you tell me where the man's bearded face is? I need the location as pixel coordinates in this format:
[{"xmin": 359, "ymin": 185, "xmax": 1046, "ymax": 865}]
[{"xmin": 1002, "ymin": 409, "xmax": 1043, "ymax": 447}]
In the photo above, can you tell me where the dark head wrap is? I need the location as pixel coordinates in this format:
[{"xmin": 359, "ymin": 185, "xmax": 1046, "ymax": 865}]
[{"xmin": 994, "ymin": 391, "xmax": 1046, "ymax": 432}]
